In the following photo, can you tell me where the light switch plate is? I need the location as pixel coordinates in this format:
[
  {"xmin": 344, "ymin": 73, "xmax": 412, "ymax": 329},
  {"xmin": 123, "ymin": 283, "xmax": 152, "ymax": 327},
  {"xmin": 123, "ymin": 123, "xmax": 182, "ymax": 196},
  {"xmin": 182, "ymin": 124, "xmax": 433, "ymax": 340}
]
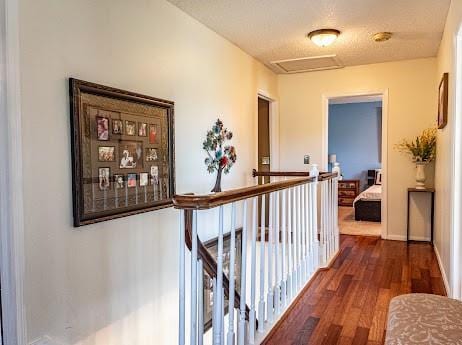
[{"xmin": 304, "ymin": 155, "xmax": 310, "ymax": 164}]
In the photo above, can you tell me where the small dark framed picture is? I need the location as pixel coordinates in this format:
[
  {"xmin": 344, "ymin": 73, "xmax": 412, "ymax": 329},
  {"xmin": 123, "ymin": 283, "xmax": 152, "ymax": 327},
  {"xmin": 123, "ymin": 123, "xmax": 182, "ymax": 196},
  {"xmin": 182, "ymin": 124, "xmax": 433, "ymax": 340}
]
[
  {"xmin": 126, "ymin": 121, "xmax": 136, "ymax": 136},
  {"xmin": 438, "ymin": 73, "xmax": 448, "ymax": 129},
  {"xmin": 140, "ymin": 172, "xmax": 149, "ymax": 187},
  {"xmin": 149, "ymin": 124, "xmax": 158, "ymax": 144},
  {"xmin": 138, "ymin": 122, "xmax": 147, "ymax": 137},
  {"xmin": 98, "ymin": 146, "xmax": 115, "ymax": 162},
  {"xmin": 146, "ymin": 148, "xmax": 158, "ymax": 161},
  {"xmin": 112, "ymin": 119, "xmax": 123, "ymax": 134},
  {"xmin": 96, "ymin": 117, "xmax": 109, "ymax": 141},
  {"xmin": 99, "ymin": 167, "xmax": 110, "ymax": 190},
  {"xmin": 150, "ymin": 165, "xmax": 159, "ymax": 185},
  {"xmin": 127, "ymin": 173, "xmax": 137, "ymax": 188},
  {"xmin": 114, "ymin": 174, "xmax": 125, "ymax": 189}
]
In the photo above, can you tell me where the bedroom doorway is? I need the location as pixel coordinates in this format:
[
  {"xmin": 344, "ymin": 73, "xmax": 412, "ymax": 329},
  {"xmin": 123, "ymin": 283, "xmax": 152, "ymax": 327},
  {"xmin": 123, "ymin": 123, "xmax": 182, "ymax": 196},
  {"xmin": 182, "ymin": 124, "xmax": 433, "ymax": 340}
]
[{"xmin": 323, "ymin": 92, "xmax": 388, "ymax": 238}]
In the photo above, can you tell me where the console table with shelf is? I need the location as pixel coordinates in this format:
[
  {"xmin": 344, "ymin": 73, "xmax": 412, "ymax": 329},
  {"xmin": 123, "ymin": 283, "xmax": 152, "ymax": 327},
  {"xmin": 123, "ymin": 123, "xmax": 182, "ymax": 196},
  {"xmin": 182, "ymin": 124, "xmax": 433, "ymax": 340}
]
[{"xmin": 406, "ymin": 188, "xmax": 435, "ymax": 243}]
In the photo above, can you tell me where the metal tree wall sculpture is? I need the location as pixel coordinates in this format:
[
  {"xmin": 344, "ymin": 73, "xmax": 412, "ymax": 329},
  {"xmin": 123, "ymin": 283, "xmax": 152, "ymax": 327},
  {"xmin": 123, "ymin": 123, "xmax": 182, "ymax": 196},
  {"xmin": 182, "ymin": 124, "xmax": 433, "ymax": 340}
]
[{"xmin": 203, "ymin": 119, "xmax": 237, "ymax": 192}]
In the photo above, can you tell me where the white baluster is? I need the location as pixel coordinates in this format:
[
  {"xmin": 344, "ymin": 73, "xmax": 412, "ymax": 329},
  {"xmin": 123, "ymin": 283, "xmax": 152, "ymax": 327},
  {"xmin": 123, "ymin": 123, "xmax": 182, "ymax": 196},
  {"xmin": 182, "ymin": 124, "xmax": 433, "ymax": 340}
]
[
  {"xmin": 303, "ymin": 184, "xmax": 309, "ymax": 279},
  {"xmin": 258, "ymin": 193, "xmax": 266, "ymax": 333},
  {"xmin": 238, "ymin": 200, "xmax": 248, "ymax": 345},
  {"xmin": 227, "ymin": 204, "xmax": 237, "ymax": 345},
  {"xmin": 307, "ymin": 183, "xmax": 313, "ymax": 275},
  {"xmin": 274, "ymin": 191, "xmax": 281, "ymax": 315},
  {"xmin": 292, "ymin": 187, "xmax": 298, "ymax": 296},
  {"xmin": 324, "ymin": 181, "xmax": 329, "ymax": 264},
  {"xmin": 313, "ymin": 181, "xmax": 319, "ymax": 269},
  {"xmin": 281, "ymin": 189, "xmax": 287, "ymax": 307},
  {"xmin": 330, "ymin": 179, "xmax": 334, "ymax": 257},
  {"xmin": 221, "ymin": 287, "xmax": 225, "ymax": 345},
  {"xmin": 212, "ymin": 277, "xmax": 217, "ymax": 340},
  {"xmin": 300, "ymin": 184, "xmax": 306, "ymax": 282},
  {"xmin": 249, "ymin": 197, "xmax": 257, "ymax": 344},
  {"xmin": 305, "ymin": 184, "xmax": 311, "ymax": 276},
  {"xmin": 296, "ymin": 186, "xmax": 302, "ymax": 289},
  {"xmin": 179, "ymin": 210, "xmax": 185, "ymax": 345},
  {"xmin": 319, "ymin": 181, "xmax": 323, "ymax": 263},
  {"xmin": 198, "ymin": 259, "xmax": 204, "ymax": 345},
  {"xmin": 213, "ymin": 207, "xmax": 224, "ymax": 345},
  {"xmin": 191, "ymin": 211, "xmax": 198, "ymax": 345},
  {"xmin": 267, "ymin": 193, "xmax": 274, "ymax": 323},
  {"xmin": 287, "ymin": 188, "xmax": 293, "ymax": 299},
  {"xmin": 319, "ymin": 181, "xmax": 325, "ymax": 266},
  {"xmin": 328, "ymin": 180, "xmax": 332, "ymax": 259},
  {"xmin": 323, "ymin": 180, "xmax": 328, "ymax": 264},
  {"xmin": 331, "ymin": 180, "xmax": 334, "ymax": 257},
  {"xmin": 335, "ymin": 178, "xmax": 339, "ymax": 252}
]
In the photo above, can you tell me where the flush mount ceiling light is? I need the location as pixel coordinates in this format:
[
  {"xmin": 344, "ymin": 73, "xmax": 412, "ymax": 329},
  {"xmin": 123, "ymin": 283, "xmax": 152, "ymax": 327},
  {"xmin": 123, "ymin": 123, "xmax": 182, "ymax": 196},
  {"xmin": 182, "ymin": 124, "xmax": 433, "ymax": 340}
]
[
  {"xmin": 373, "ymin": 32, "xmax": 392, "ymax": 42},
  {"xmin": 308, "ymin": 29, "xmax": 341, "ymax": 47}
]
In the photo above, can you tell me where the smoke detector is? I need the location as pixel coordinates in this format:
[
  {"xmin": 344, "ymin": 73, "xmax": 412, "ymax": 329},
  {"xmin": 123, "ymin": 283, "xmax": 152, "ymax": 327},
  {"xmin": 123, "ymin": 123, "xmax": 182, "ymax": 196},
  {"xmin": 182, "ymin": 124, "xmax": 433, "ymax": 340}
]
[{"xmin": 373, "ymin": 32, "xmax": 392, "ymax": 42}]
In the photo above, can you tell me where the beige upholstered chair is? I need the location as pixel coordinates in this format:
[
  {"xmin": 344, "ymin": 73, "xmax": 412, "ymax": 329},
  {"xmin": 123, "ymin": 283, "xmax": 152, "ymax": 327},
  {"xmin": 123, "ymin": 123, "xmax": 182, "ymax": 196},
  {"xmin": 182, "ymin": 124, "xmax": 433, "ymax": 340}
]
[{"xmin": 385, "ymin": 293, "xmax": 462, "ymax": 344}]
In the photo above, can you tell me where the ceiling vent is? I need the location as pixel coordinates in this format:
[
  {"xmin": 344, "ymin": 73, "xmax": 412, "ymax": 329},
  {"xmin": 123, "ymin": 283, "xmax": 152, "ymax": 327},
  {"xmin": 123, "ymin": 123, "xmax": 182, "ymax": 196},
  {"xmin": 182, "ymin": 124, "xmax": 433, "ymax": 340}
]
[{"xmin": 270, "ymin": 55, "xmax": 343, "ymax": 74}]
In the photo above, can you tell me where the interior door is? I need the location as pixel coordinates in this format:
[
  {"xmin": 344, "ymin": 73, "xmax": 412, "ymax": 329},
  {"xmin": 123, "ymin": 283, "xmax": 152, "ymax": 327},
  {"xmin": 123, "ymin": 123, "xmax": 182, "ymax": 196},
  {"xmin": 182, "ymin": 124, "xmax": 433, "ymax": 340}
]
[{"xmin": 258, "ymin": 97, "xmax": 270, "ymax": 228}]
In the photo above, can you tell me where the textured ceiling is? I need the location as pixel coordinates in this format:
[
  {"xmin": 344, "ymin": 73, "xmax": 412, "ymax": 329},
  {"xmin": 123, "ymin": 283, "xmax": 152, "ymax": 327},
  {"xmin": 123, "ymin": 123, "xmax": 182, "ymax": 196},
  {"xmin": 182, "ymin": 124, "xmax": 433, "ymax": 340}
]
[{"xmin": 167, "ymin": 0, "xmax": 450, "ymax": 73}]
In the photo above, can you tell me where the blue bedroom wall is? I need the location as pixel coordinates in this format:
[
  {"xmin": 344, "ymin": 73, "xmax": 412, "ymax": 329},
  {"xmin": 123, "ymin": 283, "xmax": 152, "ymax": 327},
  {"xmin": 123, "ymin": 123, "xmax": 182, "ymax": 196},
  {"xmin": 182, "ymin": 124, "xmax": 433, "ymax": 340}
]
[{"xmin": 328, "ymin": 101, "xmax": 382, "ymax": 191}]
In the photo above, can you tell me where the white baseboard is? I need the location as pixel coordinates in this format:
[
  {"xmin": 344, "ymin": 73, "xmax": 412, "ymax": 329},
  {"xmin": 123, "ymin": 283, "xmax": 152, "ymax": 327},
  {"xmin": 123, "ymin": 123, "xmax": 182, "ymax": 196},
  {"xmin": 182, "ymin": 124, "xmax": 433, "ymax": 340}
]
[
  {"xmin": 434, "ymin": 244, "xmax": 451, "ymax": 297},
  {"xmin": 409, "ymin": 235, "xmax": 431, "ymax": 241},
  {"xmin": 29, "ymin": 336, "xmax": 64, "ymax": 345},
  {"xmin": 385, "ymin": 234, "xmax": 431, "ymax": 242},
  {"xmin": 385, "ymin": 234, "xmax": 406, "ymax": 241}
]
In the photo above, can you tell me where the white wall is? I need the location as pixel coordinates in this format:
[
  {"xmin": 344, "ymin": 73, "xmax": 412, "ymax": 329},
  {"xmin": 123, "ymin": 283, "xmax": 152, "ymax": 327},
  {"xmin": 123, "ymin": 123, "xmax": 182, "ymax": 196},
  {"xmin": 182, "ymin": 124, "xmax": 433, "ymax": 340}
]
[
  {"xmin": 18, "ymin": 0, "xmax": 278, "ymax": 344},
  {"xmin": 434, "ymin": 0, "xmax": 462, "ymax": 297},
  {"xmin": 278, "ymin": 58, "xmax": 437, "ymax": 240}
]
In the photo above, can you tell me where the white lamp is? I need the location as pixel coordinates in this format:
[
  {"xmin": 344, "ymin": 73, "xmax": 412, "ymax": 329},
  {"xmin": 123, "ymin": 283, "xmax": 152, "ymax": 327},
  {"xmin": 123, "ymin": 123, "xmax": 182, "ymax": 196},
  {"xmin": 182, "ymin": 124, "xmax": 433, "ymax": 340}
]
[
  {"xmin": 328, "ymin": 154, "xmax": 337, "ymax": 164},
  {"xmin": 328, "ymin": 154, "xmax": 342, "ymax": 180}
]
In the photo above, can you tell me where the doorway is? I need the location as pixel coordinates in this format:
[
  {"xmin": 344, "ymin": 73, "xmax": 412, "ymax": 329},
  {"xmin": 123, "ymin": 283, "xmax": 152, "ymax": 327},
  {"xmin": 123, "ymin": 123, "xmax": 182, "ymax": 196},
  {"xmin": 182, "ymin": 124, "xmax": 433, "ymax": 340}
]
[
  {"xmin": 323, "ymin": 91, "xmax": 388, "ymax": 239},
  {"xmin": 258, "ymin": 97, "xmax": 271, "ymax": 176},
  {"xmin": 258, "ymin": 96, "xmax": 271, "ymax": 226}
]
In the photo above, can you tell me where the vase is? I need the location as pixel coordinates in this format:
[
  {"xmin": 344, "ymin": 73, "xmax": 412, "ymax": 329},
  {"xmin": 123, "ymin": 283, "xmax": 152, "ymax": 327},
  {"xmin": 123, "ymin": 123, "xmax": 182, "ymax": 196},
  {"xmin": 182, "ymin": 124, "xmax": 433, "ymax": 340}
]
[
  {"xmin": 211, "ymin": 166, "xmax": 223, "ymax": 193},
  {"xmin": 309, "ymin": 163, "xmax": 319, "ymax": 178},
  {"xmin": 415, "ymin": 162, "xmax": 427, "ymax": 189}
]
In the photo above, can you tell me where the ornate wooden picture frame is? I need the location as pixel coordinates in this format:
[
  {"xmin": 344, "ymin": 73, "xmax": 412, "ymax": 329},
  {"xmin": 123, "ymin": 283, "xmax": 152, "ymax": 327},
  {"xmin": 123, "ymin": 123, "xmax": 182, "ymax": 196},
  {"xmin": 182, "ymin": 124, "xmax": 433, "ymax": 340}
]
[
  {"xmin": 69, "ymin": 78, "xmax": 175, "ymax": 226},
  {"xmin": 438, "ymin": 73, "xmax": 448, "ymax": 129},
  {"xmin": 202, "ymin": 229, "xmax": 242, "ymax": 331}
]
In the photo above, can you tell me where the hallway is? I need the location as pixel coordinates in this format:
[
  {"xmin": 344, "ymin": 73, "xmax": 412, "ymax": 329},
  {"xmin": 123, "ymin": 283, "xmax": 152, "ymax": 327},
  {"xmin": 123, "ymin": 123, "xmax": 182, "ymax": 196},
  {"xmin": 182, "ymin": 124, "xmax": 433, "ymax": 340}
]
[{"xmin": 262, "ymin": 235, "xmax": 446, "ymax": 345}]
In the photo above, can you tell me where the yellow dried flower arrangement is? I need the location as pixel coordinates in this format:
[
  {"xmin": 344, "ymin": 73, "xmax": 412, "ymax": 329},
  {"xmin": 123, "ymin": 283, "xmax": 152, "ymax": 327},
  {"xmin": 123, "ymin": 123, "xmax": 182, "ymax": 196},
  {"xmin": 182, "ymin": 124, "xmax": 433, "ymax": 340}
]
[{"xmin": 395, "ymin": 127, "xmax": 437, "ymax": 163}]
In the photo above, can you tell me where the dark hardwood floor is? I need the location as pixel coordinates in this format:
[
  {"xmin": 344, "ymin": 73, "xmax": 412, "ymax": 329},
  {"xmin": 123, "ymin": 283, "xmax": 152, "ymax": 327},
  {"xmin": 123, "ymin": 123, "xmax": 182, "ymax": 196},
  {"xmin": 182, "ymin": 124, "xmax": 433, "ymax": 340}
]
[{"xmin": 262, "ymin": 235, "xmax": 446, "ymax": 345}]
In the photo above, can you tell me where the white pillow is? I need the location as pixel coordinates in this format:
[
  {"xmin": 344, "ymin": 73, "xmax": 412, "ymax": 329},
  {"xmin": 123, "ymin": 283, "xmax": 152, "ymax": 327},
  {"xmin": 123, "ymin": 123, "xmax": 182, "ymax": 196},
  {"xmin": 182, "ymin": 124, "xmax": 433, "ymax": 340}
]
[{"xmin": 375, "ymin": 169, "xmax": 382, "ymax": 185}]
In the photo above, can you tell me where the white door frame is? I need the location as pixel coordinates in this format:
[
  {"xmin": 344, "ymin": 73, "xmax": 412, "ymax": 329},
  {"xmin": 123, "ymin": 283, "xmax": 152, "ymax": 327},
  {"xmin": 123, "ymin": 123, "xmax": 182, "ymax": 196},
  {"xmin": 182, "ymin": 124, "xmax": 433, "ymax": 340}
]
[
  {"xmin": 321, "ymin": 90, "xmax": 389, "ymax": 239},
  {"xmin": 257, "ymin": 90, "xmax": 280, "ymax": 172},
  {"xmin": 451, "ymin": 26, "xmax": 462, "ymax": 300},
  {"xmin": 0, "ymin": 0, "xmax": 27, "ymax": 343}
]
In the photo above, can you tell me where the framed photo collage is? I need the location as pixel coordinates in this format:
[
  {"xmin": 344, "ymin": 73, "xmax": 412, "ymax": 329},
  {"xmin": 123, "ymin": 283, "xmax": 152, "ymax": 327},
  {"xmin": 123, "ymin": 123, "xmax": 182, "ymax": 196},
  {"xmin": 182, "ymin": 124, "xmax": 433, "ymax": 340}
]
[{"xmin": 70, "ymin": 79, "xmax": 175, "ymax": 226}]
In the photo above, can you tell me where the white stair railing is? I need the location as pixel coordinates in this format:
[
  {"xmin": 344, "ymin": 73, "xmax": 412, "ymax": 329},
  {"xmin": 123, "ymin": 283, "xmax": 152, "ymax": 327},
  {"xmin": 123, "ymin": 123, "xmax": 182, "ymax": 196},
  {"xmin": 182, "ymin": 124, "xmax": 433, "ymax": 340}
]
[{"xmin": 174, "ymin": 171, "xmax": 338, "ymax": 345}]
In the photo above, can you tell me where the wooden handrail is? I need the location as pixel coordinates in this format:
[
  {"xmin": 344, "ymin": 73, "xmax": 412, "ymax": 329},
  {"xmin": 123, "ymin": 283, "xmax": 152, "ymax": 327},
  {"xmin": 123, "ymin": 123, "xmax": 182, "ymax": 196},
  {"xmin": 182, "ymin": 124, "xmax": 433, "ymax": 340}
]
[
  {"xmin": 173, "ymin": 176, "xmax": 316, "ymax": 210},
  {"xmin": 252, "ymin": 169, "xmax": 310, "ymax": 177},
  {"xmin": 318, "ymin": 172, "xmax": 338, "ymax": 180},
  {"xmin": 251, "ymin": 169, "xmax": 337, "ymax": 181}
]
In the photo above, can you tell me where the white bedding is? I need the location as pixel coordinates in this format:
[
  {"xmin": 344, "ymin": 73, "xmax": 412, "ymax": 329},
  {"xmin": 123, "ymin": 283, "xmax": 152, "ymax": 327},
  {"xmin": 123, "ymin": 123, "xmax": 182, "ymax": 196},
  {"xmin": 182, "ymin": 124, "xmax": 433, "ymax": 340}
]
[{"xmin": 354, "ymin": 184, "xmax": 382, "ymax": 205}]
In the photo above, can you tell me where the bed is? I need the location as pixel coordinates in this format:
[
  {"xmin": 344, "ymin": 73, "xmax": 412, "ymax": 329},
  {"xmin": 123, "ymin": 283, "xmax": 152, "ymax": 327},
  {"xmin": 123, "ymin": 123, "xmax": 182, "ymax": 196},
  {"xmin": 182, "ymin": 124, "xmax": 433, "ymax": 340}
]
[{"xmin": 354, "ymin": 170, "xmax": 382, "ymax": 222}]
